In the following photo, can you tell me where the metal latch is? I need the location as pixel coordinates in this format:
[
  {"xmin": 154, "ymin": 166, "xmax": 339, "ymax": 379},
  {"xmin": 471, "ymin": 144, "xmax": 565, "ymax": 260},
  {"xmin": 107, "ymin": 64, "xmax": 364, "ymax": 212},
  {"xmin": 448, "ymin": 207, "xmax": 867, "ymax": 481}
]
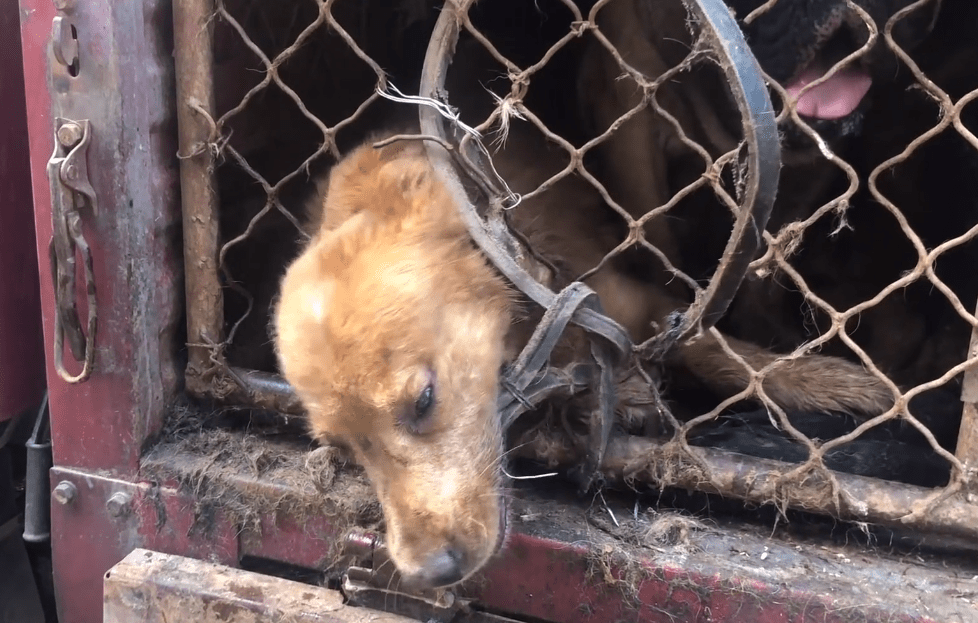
[
  {"xmin": 342, "ymin": 531, "xmax": 532, "ymax": 622},
  {"xmin": 46, "ymin": 118, "xmax": 98, "ymax": 383},
  {"xmin": 342, "ymin": 531, "xmax": 460, "ymax": 610}
]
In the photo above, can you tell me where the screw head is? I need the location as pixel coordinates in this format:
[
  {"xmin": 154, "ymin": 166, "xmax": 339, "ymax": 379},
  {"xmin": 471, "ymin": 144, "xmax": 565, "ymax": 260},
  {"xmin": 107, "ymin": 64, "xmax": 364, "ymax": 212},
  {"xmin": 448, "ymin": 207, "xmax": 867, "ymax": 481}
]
[
  {"xmin": 52, "ymin": 0, "xmax": 74, "ymax": 11},
  {"xmin": 106, "ymin": 492, "xmax": 133, "ymax": 518},
  {"xmin": 53, "ymin": 481, "xmax": 77, "ymax": 505},
  {"xmin": 57, "ymin": 122, "xmax": 83, "ymax": 148}
]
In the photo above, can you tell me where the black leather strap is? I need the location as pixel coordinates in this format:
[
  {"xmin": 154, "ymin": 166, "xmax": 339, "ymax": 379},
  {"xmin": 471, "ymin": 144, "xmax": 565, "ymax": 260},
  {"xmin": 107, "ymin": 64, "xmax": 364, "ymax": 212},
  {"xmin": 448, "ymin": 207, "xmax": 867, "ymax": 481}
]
[{"xmin": 498, "ymin": 283, "xmax": 613, "ymax": 428}]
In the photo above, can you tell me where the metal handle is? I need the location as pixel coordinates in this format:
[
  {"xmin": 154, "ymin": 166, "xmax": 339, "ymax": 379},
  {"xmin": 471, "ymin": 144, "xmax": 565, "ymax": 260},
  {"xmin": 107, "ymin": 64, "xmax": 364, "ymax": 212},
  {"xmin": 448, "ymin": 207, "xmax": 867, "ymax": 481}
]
[{"xmin": 46, "ymin": 118, "xmax": 98, "ymax": 384}]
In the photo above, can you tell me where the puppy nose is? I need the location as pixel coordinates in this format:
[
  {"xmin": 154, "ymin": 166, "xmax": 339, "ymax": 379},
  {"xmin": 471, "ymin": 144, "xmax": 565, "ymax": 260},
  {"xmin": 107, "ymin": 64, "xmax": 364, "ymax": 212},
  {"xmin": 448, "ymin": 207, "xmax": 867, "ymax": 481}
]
[{"xmin": 409, "ymin": 547, "xmax": 466, "ymax": 588}]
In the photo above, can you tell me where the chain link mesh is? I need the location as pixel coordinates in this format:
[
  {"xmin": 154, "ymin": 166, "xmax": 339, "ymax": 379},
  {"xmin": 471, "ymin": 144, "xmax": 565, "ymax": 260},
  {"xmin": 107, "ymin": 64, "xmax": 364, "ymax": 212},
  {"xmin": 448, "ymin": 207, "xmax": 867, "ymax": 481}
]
[{"xmin": 178, "ymin": 0, "xmax": 978, "ymax": 535}]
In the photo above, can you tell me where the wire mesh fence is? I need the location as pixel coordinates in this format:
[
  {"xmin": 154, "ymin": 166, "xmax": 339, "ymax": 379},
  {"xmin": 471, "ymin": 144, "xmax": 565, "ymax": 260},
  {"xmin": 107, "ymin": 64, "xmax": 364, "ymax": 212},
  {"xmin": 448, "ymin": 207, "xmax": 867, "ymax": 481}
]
[{"xmin": 173, "ymin": 0, "xmax": 978, "ymax": 541}]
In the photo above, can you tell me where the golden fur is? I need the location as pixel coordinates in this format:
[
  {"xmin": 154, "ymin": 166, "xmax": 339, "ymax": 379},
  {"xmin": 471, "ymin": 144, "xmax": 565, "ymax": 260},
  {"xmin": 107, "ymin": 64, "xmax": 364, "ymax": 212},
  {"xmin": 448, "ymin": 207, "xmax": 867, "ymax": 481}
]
[
  {"xmin": 274, "ymin": 115, "xmax": 895, "ymax": 586},
  {"xmin": 275, "ymin": 138, "xmax": 511, "ymax": 588}
]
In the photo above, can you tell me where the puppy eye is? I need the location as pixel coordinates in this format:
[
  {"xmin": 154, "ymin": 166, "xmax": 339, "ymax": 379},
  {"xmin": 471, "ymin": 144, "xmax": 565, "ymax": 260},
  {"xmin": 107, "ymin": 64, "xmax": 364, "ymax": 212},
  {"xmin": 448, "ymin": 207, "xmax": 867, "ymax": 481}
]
[
  {"xmin": 415, "ymin": 383, "xmax": 435, "ymax": 421},
  {"xmin": 400, "ymin": 373, "xmax": 436, "ymax": 435}
]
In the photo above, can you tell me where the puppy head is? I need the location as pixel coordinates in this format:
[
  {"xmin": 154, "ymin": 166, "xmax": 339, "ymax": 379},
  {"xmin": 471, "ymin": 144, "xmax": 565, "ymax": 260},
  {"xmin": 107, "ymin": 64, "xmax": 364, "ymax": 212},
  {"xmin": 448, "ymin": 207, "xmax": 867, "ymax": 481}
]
[{"xmin": 274, "ymin": 139, "xmax": 512, "ymax": 589}]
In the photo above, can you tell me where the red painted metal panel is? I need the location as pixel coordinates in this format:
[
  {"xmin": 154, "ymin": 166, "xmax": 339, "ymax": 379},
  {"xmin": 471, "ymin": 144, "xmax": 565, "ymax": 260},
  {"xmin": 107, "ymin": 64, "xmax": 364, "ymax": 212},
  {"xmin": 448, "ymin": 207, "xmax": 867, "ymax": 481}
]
[
  {"xmin": 17, "ymin": 0, "xmax": 183, "ymax": 472},
  {"xmin": 49, "ymin": 430, "xmax": 977, "ymax": 623},
  {"xmin": 48, "ymin": 467, "xmax": 241, "ymax": 623},
  {"xmin": 18, "ymin": 2, "xmax": 59, "ymax": 438},
  {"xmin": 464, "ymin": 534, "xmax": 929, "ymax": 623},
  {"xmin": 0, "ymin": 0, "xmax": 45, "ymax": 422},
  {"xmin": 20, "ymin": 0, "xmax": 113, "ymax": 470},
  {"xmin": 240, "ymin": 512, "xmax": 339, "ymax": 571},
  {"xmin": 19, "ymin": 2, "xmax": 184, "ymax": 620},
  {"xmin": 139, "ymin": 435, "xmax": 973, "ymax": 623}
]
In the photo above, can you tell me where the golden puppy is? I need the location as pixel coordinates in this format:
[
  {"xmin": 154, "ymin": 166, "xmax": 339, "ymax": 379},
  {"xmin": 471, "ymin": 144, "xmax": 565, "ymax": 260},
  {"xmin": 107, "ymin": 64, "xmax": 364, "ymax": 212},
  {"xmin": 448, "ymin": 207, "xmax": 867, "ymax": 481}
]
[
  {"xmin": 274, "ymin": 136, "xmax": 511, "ymax": 588},
  {"xmin": 274, "ymin": 115, "xmax": 898, "ymax": 588},
  {"xmin": 272, "ymin": 125, "xmax": 650, "ymax": 588}
]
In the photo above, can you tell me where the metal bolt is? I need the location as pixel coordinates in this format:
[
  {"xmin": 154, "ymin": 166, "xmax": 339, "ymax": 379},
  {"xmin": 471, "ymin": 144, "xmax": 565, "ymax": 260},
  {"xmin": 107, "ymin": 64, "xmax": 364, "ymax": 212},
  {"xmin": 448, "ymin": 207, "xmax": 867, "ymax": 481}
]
[
  {"xmin": 57, "ymin": 122, "xmax": 83, "ymax": 148},
  {"xmin": 106, "ymin": 492, "xmax": 133, "ymax": 518},
  {"xmin": 52, "ymin": 0, "xmax": 74, "ymax": 11},
  {"xmin": 435, "ymin": 590, "xmax": 456, "ymax": 609},
  {"xmin": 344, "ymin": 530, "xmax": 379, "ymax": 559},
  {"xmin": 65, "ymin": 165, "xmax": 78, "ymax": 181},
  {"xmin": 53, "ymin": 481, "xmax": 77, "ymax": 505}
]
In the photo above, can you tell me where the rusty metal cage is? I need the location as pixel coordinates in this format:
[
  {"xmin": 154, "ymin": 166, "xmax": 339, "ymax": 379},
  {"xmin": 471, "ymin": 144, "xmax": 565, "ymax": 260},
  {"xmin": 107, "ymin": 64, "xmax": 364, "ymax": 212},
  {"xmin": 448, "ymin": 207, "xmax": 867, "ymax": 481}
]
[{"xmin": 171, "ymin": 0, "xmax": 978, "ymax": 552}]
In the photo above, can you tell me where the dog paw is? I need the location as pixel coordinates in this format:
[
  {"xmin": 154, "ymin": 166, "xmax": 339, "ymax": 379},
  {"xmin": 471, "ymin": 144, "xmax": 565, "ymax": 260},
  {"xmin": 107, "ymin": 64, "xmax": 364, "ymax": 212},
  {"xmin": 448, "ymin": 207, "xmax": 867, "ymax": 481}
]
[
  {"xmin": 763, "ymin": 354, "xmax": 896, "ymax": 417},
  {"xmin": 615, "ymin": 371, "xmax": 667, "ymax": 436}
]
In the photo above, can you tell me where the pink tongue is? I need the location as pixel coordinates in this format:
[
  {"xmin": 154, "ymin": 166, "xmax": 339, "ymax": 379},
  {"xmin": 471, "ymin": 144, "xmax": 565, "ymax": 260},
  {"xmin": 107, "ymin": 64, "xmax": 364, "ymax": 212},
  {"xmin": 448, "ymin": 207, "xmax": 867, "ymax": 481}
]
[{"xmin": 785, "ymin": 64, "xmax": 872, "ymax": 120}]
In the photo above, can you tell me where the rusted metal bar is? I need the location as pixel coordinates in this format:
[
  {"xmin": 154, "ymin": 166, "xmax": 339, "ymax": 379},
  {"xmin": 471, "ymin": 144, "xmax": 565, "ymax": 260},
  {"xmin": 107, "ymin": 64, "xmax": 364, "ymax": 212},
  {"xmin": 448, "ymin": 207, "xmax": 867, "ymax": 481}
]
[
  {"xmin": 104, "ymin": 549, "xmax": 419, "ymax": 623},
  {"xmin": 956, "ymin": 301, "xmax": 978, "ymax": 483},
  {"xmin": 173, "ymin": 0, "xmax": 225, "ymax": 398},
  {"xmin": 223, "ymin": 367, "xmax": 304, "ymax": 415},
  {"xmin": 520, "ymin": 434, "xmax": 978, "ymax": 542}
]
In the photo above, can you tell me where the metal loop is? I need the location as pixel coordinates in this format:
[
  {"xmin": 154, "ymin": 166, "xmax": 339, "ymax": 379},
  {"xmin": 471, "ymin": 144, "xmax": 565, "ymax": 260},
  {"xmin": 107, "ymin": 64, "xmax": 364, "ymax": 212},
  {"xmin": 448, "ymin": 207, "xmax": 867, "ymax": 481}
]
[
  {"xmin": 674, "ymin": 0, "xmax": 781, "ymax": 337},
  {"xmin": 419, "ymin": 0, "xmax": 780, "ymax": 482}
]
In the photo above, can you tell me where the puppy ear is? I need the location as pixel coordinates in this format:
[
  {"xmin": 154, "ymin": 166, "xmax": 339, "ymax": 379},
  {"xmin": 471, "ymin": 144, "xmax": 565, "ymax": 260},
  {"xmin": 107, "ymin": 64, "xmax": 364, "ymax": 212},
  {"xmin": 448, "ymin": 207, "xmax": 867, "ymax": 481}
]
[
  {"xmin": 375, "ymin": 136, "xmax": 427, "ymax": 163},
  {"xmin": 317, "ymin": 138, "xmax": 440, "ymax": 228},
  {"xmin": 377, "ymin": 156, "xmax": 437, "ymax": 203}
]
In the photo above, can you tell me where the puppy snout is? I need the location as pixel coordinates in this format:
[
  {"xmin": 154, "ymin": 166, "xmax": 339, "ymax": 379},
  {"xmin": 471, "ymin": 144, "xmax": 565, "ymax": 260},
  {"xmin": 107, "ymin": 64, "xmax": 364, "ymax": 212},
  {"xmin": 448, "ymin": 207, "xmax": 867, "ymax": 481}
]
[{"xmin": 405, "ymin": 546, "xmax": 468, "ymax": 589}]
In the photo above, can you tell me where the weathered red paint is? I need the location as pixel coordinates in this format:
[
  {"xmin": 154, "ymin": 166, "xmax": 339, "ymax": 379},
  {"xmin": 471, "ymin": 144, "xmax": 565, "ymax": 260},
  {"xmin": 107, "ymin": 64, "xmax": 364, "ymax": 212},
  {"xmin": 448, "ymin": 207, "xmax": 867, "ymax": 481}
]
[
  {"xmin": 19, "ymin": 1, "xmax": 184, "ymax": 621},
  {"xmin": 464, "ymin": 534, "xmax": 920, "ymax": 623},
  {"xmin": 19, "ymin": 0, "xmax": 183, "ymax": 475},
  {"xmin": 0, "ymin": 0, "xmax": 45, "ymax": 423},
  {"xmin": 240, "ymin": 512, "xmax": 339, "ymax": 571},
  {"xmin": 48, "ymin": 467, "xmax": 240, "ymax": 623},
  {"xmin": 42, "ymin": 463, "xmax": 958, "ymax": 623}
]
